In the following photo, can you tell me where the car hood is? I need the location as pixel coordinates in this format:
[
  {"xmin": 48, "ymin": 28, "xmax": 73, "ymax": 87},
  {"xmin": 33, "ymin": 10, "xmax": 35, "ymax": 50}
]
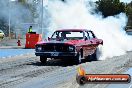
[{"xmin": 36, "ymin": 40, "xmax": 84, "ymax": 46}]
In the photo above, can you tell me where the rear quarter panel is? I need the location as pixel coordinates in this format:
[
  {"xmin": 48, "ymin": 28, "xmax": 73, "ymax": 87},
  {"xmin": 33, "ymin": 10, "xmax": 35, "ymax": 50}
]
[{"xmin": 76, "ymin": 38, "xmax": 103, "ymax": 57}]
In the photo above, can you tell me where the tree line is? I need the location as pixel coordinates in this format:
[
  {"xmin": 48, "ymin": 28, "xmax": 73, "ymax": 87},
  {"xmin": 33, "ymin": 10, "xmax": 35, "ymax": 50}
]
[{"xmin": 95, "ymin": 0, "xmax": 132, "ymax": 29}]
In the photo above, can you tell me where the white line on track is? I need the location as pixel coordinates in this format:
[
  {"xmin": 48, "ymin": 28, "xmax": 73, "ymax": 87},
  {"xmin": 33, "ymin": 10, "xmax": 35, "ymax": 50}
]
[{"xmin": 129, "ymin": 84, "xmax": 132, "ymax": 88}]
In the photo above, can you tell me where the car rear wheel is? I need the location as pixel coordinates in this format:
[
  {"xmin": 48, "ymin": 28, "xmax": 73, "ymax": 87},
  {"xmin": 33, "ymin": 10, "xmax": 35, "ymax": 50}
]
[
  {"xmin": 85, "ymin": 50, "xmax": 97, "ymax": 62},
  {"xmin": 89, "ymin": 50, "xmax": 97, "ymax": 61},
  {"xmin": 91, "ymin": 51, "xmax": 97, "ymax": 61},
  {"xmin": 40, "ymin": 56, "xmax": 47, "ymax": 64},
  {"xmin": 2, "ymin": 35, "xmax": 4, "ymax": 39}
]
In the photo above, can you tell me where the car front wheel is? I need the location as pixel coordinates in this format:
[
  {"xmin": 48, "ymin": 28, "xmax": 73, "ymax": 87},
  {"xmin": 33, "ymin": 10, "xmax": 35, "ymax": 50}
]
[
  {"xmin": 73, "ymin": 52, "xmax": 82, "ymax": 65},
  {"xmin": 40, "ymin": 56, "xmax": 47, "ymax": 64}
]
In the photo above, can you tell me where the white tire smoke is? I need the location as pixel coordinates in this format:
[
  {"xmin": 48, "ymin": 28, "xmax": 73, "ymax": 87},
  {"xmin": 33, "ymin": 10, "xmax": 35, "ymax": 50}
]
[{"xmin": 45, "ymin": 0, "xmax": 132, "ymax": 60}]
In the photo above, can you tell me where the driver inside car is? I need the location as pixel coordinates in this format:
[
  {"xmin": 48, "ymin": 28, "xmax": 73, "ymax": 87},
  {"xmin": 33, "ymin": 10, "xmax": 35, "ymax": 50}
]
[{"xmin": 61, "ymin": 32, "xmax": 67, "ymax": 40}]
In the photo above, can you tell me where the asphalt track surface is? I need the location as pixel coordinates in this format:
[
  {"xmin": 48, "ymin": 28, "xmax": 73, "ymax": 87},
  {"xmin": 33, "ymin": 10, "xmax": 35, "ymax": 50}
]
[
  {"xmin": 0, "ymin": 49, "xmax": 34, "ymax": 58},
  {"xmin": 0, "ymin": 51, "xmax": 132, "ymax": 88}
]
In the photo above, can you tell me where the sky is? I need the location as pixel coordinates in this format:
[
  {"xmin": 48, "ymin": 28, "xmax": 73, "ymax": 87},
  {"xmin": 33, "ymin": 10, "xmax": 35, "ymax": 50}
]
[{"xmin": 120, "ymin": 0, "xmax": 131, "ymax": 3}]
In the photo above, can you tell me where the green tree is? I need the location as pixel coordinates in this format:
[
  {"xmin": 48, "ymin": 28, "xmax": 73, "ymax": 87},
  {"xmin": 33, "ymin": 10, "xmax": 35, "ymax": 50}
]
[
  {"xmin": 96, "ymin": 0, "xmax": 125, "ymax": 17},
  {"xmin": 0, "ymin": 18, "xmax": 13, "ymax": 36},
  {"xmin": 125, "ymin": 1, "xmax": 132, "ymax": 27},
  {"xmin": 18, "ymin": 0, "xmax": 26, "ymax": 4}
]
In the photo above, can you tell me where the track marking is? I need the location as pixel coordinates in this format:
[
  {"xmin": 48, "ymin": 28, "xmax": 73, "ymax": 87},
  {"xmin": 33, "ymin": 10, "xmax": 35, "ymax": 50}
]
[{"xmin": 129, "ymin": 84, "xmax": 132, "ymax": 88}]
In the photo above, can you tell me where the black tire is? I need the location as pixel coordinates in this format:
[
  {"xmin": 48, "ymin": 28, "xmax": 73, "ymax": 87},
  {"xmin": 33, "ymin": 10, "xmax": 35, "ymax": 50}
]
[
  {"xmin": 2, "ymin": 35, "xmax": 4, "ymax": 39},
  {"xmin": 73, "ymin": 52, "xmax": 82, "ymax": 65},
  {"xmin": 85, "ymin": 50, "xmax": 97, "ymax": 62},
  {"xmin": 90, "ymin": 50, "xmax": 97, "ymax": 61},
  {"xmin": 76, "ymin": 75, "xmax": 87, "ymax": 85},
  {"xmin": 85, "ymin": 55, "xmax": 91, "ymax": 62},
  {"xmin": 92, "ymin": 52, "xmax": 97, "ymax": 61},
  {"xmin": 40, "ymin": 56, "xmax": 47, "ymax": 64}
]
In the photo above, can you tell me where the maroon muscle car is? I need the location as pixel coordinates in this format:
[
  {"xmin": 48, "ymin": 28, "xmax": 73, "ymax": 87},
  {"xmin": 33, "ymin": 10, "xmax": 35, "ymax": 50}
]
[{"xmin": 35, "ymin": 29, "xmax": 103, "ymax": 64}]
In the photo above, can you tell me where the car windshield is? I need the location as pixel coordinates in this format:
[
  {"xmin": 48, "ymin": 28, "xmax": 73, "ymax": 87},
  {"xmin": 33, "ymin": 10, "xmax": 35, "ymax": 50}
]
[{"xmin": 51, "ymin": 31, "xmax": 84, "ymax": 40}]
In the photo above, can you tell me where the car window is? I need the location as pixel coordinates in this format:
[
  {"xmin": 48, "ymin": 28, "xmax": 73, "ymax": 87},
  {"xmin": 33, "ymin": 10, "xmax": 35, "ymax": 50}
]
[
  {"xmin": 88, "ymin": 31, "xmax": 94, "ymax": 39},
  {"xmin": 84, "ymin": 31, "xmax": 89, "ymax": 40},
  {"xmin": 51, "ymin": 31, "xmax": 84, "ymax": 40},
  {"xmin": 51, "ymin": 32, "xmax": 62, "ymax": 39},
  {"xmin": 66, "ymin": 32, "xmax": 83, "ymax": 37}
]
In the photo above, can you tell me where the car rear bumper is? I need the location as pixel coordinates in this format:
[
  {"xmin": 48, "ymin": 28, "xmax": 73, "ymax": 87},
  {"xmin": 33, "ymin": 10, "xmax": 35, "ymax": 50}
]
[{"xmin": 35, "ymin": 52, "xmax": 77, "ymax": 58}]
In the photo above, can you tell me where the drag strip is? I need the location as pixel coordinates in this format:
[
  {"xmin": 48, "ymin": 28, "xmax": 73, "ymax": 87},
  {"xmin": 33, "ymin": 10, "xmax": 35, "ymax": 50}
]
[
  {"xmin": 106, "ymin": 68, "xmax": 132, "ymax": 88},
  {"xmin": 0, "ymin": 51, "xmax": 132, "ymax": 88},
  {"xmin": 0, "ymin": 49, "xmax": 34, "ymax": 58}
]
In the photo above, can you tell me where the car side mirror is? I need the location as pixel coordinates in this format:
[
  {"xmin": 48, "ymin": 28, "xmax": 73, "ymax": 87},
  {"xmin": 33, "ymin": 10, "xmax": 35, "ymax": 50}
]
[{"xmin": 48, "ymin": 37, "xmax": 50, "ymax": 41}]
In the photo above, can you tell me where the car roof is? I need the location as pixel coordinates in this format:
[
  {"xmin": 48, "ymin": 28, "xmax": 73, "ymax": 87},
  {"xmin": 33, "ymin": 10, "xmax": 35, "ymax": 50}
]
[{"xmin": 55, "ymin": 29, "xmax": 91, "ymax": 32}]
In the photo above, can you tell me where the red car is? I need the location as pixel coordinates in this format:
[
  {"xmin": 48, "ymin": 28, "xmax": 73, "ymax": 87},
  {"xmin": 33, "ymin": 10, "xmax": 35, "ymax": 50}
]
[{"xmin": 35, "ymin": 29, "xmax": 103, "ymax": 64}]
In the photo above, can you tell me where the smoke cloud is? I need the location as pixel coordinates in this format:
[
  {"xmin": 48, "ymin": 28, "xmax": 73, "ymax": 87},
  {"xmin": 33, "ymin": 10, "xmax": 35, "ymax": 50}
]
[
  {"xmin": 45, "ymin": 0, "xmax": 132, "ymax": 60},
  {"xmin": 0, "ymin": 0, "xmax": 33, "ymax": 36}
]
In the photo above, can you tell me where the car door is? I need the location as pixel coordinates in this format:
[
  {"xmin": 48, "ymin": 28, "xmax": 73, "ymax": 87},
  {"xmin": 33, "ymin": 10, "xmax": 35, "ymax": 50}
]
[{"xmin": 83, "ymin": 31, "xmax": 99, "ymax": 57}]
